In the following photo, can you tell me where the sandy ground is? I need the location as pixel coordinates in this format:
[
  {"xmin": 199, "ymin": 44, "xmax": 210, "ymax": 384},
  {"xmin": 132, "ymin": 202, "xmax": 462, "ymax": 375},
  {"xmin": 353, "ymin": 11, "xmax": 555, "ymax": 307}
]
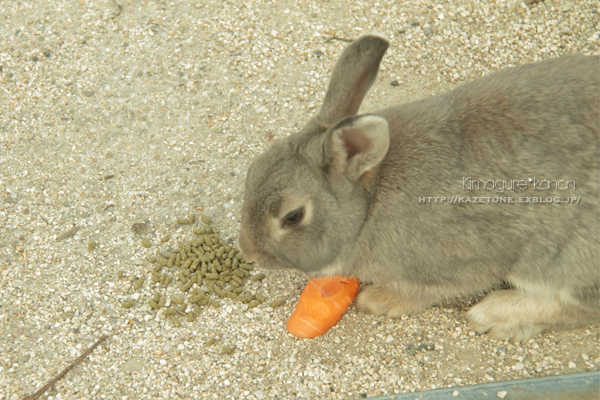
[{"xmin": 0, "ymin": 0, "xmax": 598, "ymax": 399}]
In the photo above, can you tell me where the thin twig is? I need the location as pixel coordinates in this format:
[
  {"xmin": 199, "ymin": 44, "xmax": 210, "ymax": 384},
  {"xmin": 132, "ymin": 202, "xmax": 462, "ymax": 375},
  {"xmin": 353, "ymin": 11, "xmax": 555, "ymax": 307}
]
[
  {"xmin": 56, "ymin": 226, "xmax": 79, "ymax": 241},
  {"xmin": 22, "ymin": 335, "xmax": 108, "ymax": 400},
  {"xmin": 324, "ymin": 34, "xmax": 354, "ymax": 43}
]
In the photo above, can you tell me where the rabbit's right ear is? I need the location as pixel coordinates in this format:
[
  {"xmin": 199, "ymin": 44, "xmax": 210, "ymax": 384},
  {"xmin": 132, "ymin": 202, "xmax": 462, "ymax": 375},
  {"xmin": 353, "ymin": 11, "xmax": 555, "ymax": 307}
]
[{"xmin": 318, "ymin": 33, "xmax": 390, "ymax": 127}]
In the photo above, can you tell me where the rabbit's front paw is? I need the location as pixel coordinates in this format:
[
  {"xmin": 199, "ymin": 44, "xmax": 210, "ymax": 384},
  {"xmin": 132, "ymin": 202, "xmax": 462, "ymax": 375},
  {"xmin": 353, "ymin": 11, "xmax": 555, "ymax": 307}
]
[
  {"xmin": 467, "ymin": 290, "xmax": 550, "ymax": 342},
  {"xmin": 356, "ymin": 285, "xmax": 430, "ymax": 318}
]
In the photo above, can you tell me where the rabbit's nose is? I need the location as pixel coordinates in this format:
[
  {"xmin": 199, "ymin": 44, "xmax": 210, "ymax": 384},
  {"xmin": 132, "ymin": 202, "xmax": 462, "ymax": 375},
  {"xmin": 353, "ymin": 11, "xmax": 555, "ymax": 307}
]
[{"xmin": 237, "ymin": 228, "xmax": 256, "ymax": 263}]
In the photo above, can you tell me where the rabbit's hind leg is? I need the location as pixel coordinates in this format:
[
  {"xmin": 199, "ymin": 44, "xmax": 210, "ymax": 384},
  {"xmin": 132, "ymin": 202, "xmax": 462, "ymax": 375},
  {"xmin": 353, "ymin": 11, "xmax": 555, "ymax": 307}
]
[{"xmin": 467, "ymin": 289, "xmax": 598, "ymax": 342}]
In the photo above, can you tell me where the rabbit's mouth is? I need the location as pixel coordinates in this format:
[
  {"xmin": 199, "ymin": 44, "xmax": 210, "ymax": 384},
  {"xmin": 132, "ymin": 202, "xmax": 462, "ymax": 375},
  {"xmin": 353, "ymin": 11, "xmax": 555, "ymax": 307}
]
[{"xmin": 238, "ymin": 228, "xmax": 289, "ymax": 270}]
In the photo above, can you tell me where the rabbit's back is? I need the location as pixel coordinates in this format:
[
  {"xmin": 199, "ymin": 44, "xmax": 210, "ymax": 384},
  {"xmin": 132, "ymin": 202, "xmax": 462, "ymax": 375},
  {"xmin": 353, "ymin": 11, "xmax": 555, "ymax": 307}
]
[{"xmin": 358, "ymin": 55, "xmax": 599, "ymax": 295}]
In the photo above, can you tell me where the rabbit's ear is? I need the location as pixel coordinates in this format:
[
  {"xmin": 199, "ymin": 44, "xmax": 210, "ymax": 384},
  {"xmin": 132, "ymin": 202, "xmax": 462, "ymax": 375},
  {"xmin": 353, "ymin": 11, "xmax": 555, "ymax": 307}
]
[
  {"xmin": 328, "ymin": 115, "xmax": 389, "ymax": 183},
  {"xmin": 318, "ymin": 33, "xmax": 390, "ymax": 126}
]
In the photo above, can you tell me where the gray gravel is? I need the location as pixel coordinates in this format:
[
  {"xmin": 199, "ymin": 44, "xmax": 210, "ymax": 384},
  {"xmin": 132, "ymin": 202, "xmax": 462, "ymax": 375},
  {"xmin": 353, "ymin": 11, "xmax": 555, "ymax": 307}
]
[{"xmin": 1, "ymin": 0, "xmax": 598, "ymax": 399}]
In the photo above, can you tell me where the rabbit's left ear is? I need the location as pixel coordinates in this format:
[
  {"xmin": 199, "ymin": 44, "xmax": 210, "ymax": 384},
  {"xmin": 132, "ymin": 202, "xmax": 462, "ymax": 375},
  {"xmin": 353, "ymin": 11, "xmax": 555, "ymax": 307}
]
[{"xmin": 327, "ymin": 115, "xmax": 390, "ymax": 183}]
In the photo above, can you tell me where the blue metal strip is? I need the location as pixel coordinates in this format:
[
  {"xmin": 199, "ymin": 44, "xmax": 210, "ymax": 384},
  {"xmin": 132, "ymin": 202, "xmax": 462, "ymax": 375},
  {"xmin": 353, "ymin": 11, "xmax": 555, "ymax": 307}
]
[{"xmin": 360, "ymin": 371, "xmax": 600, "ymax": 400}]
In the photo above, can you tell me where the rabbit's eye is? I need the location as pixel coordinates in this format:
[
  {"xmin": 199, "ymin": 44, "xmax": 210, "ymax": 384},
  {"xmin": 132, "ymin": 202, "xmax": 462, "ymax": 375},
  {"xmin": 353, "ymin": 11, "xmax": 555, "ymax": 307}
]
[{"xmin": 282, "ymin": 207, "xmax": 304, "ymax": 227}]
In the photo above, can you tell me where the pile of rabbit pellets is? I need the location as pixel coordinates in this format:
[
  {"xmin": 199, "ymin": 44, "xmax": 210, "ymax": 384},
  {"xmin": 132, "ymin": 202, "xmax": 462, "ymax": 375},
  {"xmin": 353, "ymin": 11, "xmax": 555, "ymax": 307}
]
[{"xmin": 121, "ymin": 214, "xmax": 284, "ymax": 327}]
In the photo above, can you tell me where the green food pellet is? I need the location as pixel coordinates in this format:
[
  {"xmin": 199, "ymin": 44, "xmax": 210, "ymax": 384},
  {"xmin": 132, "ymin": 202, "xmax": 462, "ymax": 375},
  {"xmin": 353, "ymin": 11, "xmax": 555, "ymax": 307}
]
[
  {"xmin": 205, "ymin": 273, "xmax": 219, "ymax": 280},
  {"xmin": 170, "ymin": 316, "xmax": 181, "ymax": 328},
  {"xmin": 190, "ymin": 258, "xmax": 201, "ymax": 271},
  {"xmin": 121, "ymin": 300, "xmax": 134, "ymax": 308},
  {"xmin": 193, "ymin": 228, "xmax": 206, "ymax": 235},
  {"xmin": 231, "ymin": 275, "xmax": 243, "ymax": 285},
  {"xmin": 153, "ymin": 292, "xmax": 160, "ymax": 302},
  {"xmin": 133, "ymin": 275, "xmax": 145, "ymax": 290},
  {"xmin": 161, "ymin": 235, "xmax": 170, "ymax": 243},
  {"xmin": 164, "ymin": 308, "xmax": 177, "ymax": 315},
  {"xmin": 239, "ymin": 295, "xmax": 251, "ymax": 304},
  {"xmin": 204, "ymin": 224, "xmax": 213, "ymax": 234},
  {"xmin": 175, "ymin": 253, "xmax": 182, "ymax": 266},
  {"xmin": 190, "ymin": 293, "xmax": 205, "ymax": 303},
  {"xmin": 208, "ymin": 299, "xmax": 220, "ymax": 308},
  {"xmin": 141, "ymin": 238, "xmax": 152, "ymax": 248},
  {"xmin": 248, "ymin": 300, "xmax": 261, "ymax": 308},
  {"xmin": 269, "ymin": 300, "xmax": 285, "ymax": 308},
  {"xmin": 186, "ymin": 311, "xmax": 196, "ymax": 322},
  {"xmin": 181, "ymin": 280, "xmax": 193, "ymax": 292},
  {"xmin": 205, "ymin": 337, "xmax": 216, "ymax": 347},
  {"xmin": 215, "ymin": 287, "xmax": 226, "ymax": 297},
  {"xmin": 164, "ymin": 275, "xmax": 173, "ymax": 286},
  {"xmin": 177, "ymin": 272, "xmax": 187, "ymax": 283},
  {"xmin": 182, "ymin": 268, "xmax": 191, "ymax": 278},
  {"xmin": 160, "ymin": 273, "xmax": 167, "ymax": 283},
  {"xmin": 148, "ymin": 256, "xmax": 157, "ymax": 263},
  {"xmin": 151, "ymin": 273, "xmax": 161, "ymax": 283},
  {"xmin": 252, "ymin": 273, "xmax": 266, "ymax": 282},
  {"xmin": 178, "ymin": 304, "xmax": 187, "ymax": 313},
  {"xmin": 177, "ymin": 217, "xmax": 188, "ymax": 225},
  {"xmin": 226, "ymin": 291, "xmax": 238, "ymax": 300},
  {"xmin": 149, "ymin": 299, "xmax": 159, "ymax": 310},
  {"xmin": 232, "ymin": 287, "xmax": 243, "ymax": 294},
  {"xmin": 240, "ymin": 263, "xmax": 253, "ymax": 271},
  {"xmin": 198, "ymin": 297, "xmax": 209, "ymax": 306},
  {"xmin": 88, "ymin": 241, "xmax": 97, "ymax": 252},
  {"xmin": 158, "ymin": 296, "xmax": 166, "ymax": 308},
  {"xmin": 255, "ymin": 294, "xmax": 267, "ymax": 303},
  {"xmin": 201, "ymin": 215, "xmax": 212, "ymax": 224},
  {"xmin": 117, "ymin": 271, "xmax": 126, "ymax": 279},
  {"xmin": 221, "ymin": 346, "xmax": 234, "ymax": 354},
  {"xmin": 152, "ymin": 264, "xmax": 162, "ymax": 273},
  {"xmin": 229, "ymin": 279, "xmax": 240, "ymax": 288},
  {"xmin": 170, "ymin": 296, "xmax": 183, "ymax": 304},
  {"xmin": 167, "ymin": 254, "xmax": 176, "ymax": 268},
  {"xmin": 188, "ymin": 214, "xmax": 196, "ymax": 224}
]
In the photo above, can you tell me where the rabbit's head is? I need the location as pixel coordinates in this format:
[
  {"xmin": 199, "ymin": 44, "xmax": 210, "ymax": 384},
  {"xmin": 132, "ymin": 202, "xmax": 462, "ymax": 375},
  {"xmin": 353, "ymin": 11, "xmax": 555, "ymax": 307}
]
[{"xmin": 238, "ymin": 33, "xmax": 391, "ymax": 272}]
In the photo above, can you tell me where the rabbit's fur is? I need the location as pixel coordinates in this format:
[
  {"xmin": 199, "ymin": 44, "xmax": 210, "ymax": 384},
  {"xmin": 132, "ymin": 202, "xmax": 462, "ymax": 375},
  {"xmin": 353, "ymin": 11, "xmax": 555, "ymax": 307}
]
[{"xmin": 238, "ymin": 33, "xmax": 599, "ymax": 341}]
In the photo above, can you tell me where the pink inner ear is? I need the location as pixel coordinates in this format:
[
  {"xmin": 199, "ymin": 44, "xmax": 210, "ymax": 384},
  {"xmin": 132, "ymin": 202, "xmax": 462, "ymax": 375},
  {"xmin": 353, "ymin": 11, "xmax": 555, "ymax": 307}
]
[{"xmin": 341, "ymin": 128, "xmax": 370, "ymax": 159}]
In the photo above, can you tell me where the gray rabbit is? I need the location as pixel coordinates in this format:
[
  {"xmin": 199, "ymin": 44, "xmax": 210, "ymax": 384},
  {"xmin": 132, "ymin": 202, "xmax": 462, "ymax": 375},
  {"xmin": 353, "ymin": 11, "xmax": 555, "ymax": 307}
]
[{"xmin": 238, "ymin": 33, "xmax": 599, "ymax": 341}]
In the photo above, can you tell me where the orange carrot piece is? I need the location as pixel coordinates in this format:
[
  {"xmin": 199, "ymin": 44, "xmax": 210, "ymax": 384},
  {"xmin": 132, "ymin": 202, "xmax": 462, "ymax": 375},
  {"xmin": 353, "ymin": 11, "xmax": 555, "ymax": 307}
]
[{"xmin": 286, "ymin": 275, "xmax": 360, "ymax": 338}]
